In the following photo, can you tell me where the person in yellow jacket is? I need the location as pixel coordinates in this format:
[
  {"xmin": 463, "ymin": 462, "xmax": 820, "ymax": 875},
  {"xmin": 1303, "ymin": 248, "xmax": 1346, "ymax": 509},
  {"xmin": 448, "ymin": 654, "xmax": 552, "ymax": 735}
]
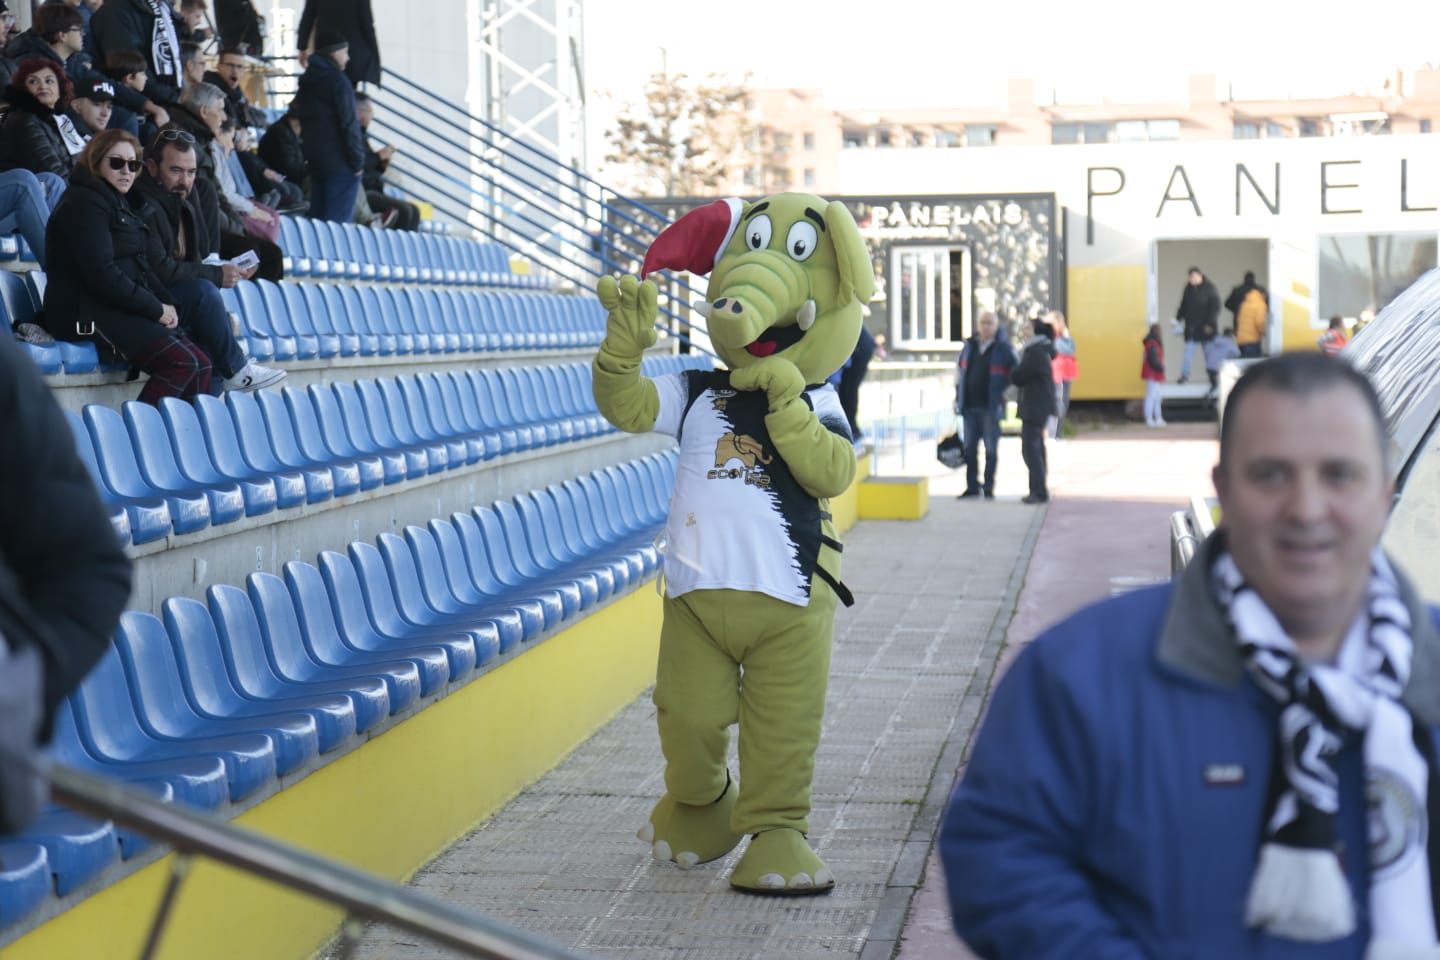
[{"xmin": 1225, "ymin": 271, "xmax": 1269, "ymax": 358}]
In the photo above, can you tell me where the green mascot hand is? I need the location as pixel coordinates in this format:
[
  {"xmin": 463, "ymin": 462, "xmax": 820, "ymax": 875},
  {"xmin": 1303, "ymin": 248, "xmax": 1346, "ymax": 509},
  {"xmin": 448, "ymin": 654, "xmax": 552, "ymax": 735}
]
[
  {"xmin": 591, "ymin": 274, "xmax": 661, "ymax": 434},
  {"xmin": 597, "ymin": 274, "xmax": 658, "ymax": 359},
  {"xmin": 730, "ymin": 356, "xmax": 805, "ymax": 414}
]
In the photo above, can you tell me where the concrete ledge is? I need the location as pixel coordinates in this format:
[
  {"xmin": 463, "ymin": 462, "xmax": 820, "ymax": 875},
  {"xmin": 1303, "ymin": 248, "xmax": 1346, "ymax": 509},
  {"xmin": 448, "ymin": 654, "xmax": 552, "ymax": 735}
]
[{"xmin": 858, "ymin": 475, "xmax": 930, "ymax": 521}]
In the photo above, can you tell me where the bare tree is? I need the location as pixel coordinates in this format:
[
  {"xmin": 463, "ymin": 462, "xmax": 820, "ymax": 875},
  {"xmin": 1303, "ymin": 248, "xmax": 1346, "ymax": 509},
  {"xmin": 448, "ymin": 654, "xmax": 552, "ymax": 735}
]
[{"xmin": 603, "ymin": 70, "xmax": 752, "ymax": 197}]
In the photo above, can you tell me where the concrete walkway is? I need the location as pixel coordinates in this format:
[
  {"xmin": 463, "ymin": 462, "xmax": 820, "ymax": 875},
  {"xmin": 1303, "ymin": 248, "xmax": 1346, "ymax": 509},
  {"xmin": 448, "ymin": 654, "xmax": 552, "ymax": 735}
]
[{"xmin": 336, "ymin": 422, "xmax": 1220, "ymax": 959}]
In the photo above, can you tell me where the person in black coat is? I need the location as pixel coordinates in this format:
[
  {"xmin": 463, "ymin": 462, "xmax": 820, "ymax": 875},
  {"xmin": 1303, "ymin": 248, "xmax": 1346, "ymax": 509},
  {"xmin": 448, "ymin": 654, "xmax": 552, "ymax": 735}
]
[
  {"xmin": 356, "ymin": 91, "xmax": 418, "ymax": 229},
  {"xmin": 0, "ymin": 58, "xmax": 86, "ymax": 181},
  {"xmin": 1010, "ymin": 317, "xmax": 1057, "ymax": 504},
  {"xmin": 298, "ymin": 0, "xmax": 379, "ymax": 87},
  {"xmin": 215, "ymin": 0, "xmax": 264, "ymax": 56},
  {"xmin": 1174, "ymin": 266, "xmax": 1220, "ymax": 384},
  {"xmin": 88, "ymin": 0, "xmax": 182, "ymax": 105},
  {"xmin": 257, "ymin": 109, "xmax": 306, "ymax": 185},
  {"xmin": 42, "ymin": 128, "xmax": 214, "ymax": 402},
  {"xmin": 291, "ymin": 32, "xmax": 362, "ymax": 222},
  {"xmin": 0, "ymin": 327, "xmax": 131, "ymax": 833}
]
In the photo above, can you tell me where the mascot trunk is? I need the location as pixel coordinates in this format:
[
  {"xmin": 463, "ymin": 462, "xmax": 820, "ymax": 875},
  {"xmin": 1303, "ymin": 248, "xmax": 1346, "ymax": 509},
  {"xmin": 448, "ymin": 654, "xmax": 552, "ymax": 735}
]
[{"xmin": 592, "ymin": 193, "xmax": 873, "ymax": 895}]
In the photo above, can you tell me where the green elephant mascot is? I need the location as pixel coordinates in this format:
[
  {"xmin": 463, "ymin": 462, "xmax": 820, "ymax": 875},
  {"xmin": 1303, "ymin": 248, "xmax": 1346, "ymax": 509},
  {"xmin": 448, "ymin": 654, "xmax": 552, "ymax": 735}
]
[{"xmin": 592, "ymin": 193, "xmax": 875, "ymax": 894}]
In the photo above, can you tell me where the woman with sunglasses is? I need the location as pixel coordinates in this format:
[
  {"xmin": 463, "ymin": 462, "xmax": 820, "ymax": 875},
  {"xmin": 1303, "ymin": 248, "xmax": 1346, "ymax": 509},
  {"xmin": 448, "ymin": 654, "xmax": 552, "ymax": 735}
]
[
  {"xmin": 0, "ymin": 59, "xmax": 87, "ymax": 182},
  {"xmin": 42, "ymin": 129, "xmax": 213, "ymax": 404}
]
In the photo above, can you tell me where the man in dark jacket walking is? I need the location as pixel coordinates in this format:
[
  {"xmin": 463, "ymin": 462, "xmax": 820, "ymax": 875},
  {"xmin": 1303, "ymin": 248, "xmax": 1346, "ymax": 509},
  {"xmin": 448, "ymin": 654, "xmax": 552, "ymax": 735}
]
[
  {"xmin": 297, "ymin": 0, "xmax": 379, "ymax": 87},
  {"xmin": 0, "ymin": 330, "xmax": 131, "ymax": 834},
  {"xmin": 292, "ymin": 31, "xmax": 362, "ymax": 223},
  {"xmin": 1175, "ymin": 266, "xmax": 1219, "ymax": 384},
  {"xmin": 1010, "ymin": 317, "xmax": 1056, "ymax": 504},
  {"xmin": 954, "ymin": 310, "xmax": 1017, "ymax": 500}
]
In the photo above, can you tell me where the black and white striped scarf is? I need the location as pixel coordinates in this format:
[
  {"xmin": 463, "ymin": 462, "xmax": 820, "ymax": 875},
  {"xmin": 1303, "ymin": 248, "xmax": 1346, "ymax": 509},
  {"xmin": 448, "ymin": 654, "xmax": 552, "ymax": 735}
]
[
  {"xmin": 145, "ymin": 0, "xmax": 181, "ymax": 88},
  {"xmin": 1215, "ymin": 549, "xmax": 1440, "ymax": 956}
]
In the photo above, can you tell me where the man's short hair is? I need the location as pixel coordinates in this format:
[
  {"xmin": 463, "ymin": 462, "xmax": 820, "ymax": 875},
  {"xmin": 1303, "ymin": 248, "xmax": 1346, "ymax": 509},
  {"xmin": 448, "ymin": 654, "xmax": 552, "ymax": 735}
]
[
  {"xmin": 1219, "ymin": 352, "xmax": 1386, "ymax": 467},
  {"xmin": 218, "ymin": 45, "xmax": 246, "ymax": 61},
  {"xmin": 34, "ymin": 2, "xmax": 82, "ymax": 42},
  {"xmin": 103, "ymin": 48, "xmax": 148, "ymax": 79},
  {"xmin": 180, "ymin": 41, "xmax": 201, "ymax": 71},
  {"xmin": 179, "ymin": 80, "xmax": 225, "ymax": 112}
]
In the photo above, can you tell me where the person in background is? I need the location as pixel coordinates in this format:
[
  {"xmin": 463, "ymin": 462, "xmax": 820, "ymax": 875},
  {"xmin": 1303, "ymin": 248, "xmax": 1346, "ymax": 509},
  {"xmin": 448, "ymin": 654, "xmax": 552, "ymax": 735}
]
[
  {"xmin": 42, "ymin": 129, "xmax": 214, "ymax": 403},
  {"xmin": 215, "ymin": 0, "xmax": 264, "ymax": 56},
  {"xmin": 0, "ymin": 59, "xmax": 87, "ymax": 182},
  {"xmin": 1175, "ymin": 266, "xmax": 1219, "ymax": 384},
  {"xmin": 355, "ymin": 91, "xmax": 419, "ymax": 229},
  {"xmin": 101, "ymin": 48, "xmax": 150, "ymax": 136},
  {"xmin": 89, "ymin": 0, "xmax": 182, "ymax": 110},
  {"xmin": 1227, "ymin": 270, "xmax": 1270, "ymax": 359},
  {"xmin": 176, "ymin": 0, "xmax": 213, "ymax": 48},
  {"xmin": 954, "ymin": 310, "xmax": 1016, "ymax": 500},
  {"xmin": 256, "ymin": 107, "xmax": 305, "ymax": 188},
  {"xmin": 233, "ymin": 124, "xmax": 303, "ymax": 211},
  {"xmin": 66, "ymin": 76, "xmax": 113, "ymax": 140},
  {"xmin": 1318, "ymin": 315, "xmax": 1350, "ymax": 357},
  {"xmin": 178, "ymin": 40, "xmax": 205, "ymax": 87},
  {"xmin": 0, "ymin": 329, "xmax": 132, "ymax": 836},
  {"xmin": 203, "ymin": 45, "xmax": 266, "ymax": 128},
  {"xmin": 941, "ymin": 353, "xmax": 1438, "ymax": 960},
  {"xmin": 1203, "ymin": 324, "xmax": 1240, "ymax": 393},
  {"xmin": 1047, "ymin": 309, "xmax": 1077, "ymax": 439},
  {"xmin": 1141, "ymin": 321, "xmax": 1166, "ymax": 427},
  {"xmin": 291, "ymin": 30, "xmax": 361, "ymax": 222},
  {"xmin": 296, "ymin": 0, "xmax": 378, "ymax": 87},
  {"xmin": 832, "ymin": 325, "xmax": 876, "ymax": 448},
  {"xmin": 1011, "ymin": 316, "xmax": 1055, "ymax": 504},
  {"xmin": 0, "ymin": 167, "xmax": 57, "ymax": 268}
]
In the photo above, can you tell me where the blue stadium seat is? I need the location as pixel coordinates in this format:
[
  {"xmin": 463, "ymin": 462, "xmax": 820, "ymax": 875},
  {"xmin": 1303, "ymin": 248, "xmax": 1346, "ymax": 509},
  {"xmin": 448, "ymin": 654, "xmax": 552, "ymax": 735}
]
[
  {"xmin": 65, "ymin": 409, "xmax": 166, "ymax": 545},
  {"xmin": 548, "ymin": 480, "xmax": 642, "ymax": 583},
  {"xmin": 69, "ymin": 644, "xmax": 277, "ymax": 803},
  {"xmin": 344, "ymin": 285, "xmax": 395, "ymax": 355},
  {"xmin": 472, "ymin": 505, "xmax": 581, "ymax": 618},
  {"xmin": 0, "ymin": 842, "xmax": 51, "ymax": 927},
  {"xmin": 326, "ymin": 222, "xmax": 363, "ymax": 281},
  {"xmin": 47, "ymin": 699, "xmax": 229, "ymax": 812},
  {"xmin": 372, "ymin": 532, "xmax": 504, "ymax": 663},
  {"xmin": 314, "ymin": 549, "xmax": 477, "ymax": 681},
  {"xmin": 279, "ymin": 387, "xmax": 384, "ymax": 491},
  {"xmin": 448, "ymin": 511, "xmax": 563, "ymax": 630},
  {"xmin": 429, "ymin": 373, "xmax": 499, "ymax": 459},
  {"xmin": 84, "ymin": 404, "xmax": 211, "ymax": 535},
  {"xmin": 287, "ymin": 284, "xmax": 341, "ymax": 358},
  {"xmin": 234, "ymin": 279, "xmax": 294, "ymax": 360},
  {"xmin": 523, "ymin": 490, "xmax": 627, "ymax": 593},
  {"xmin": 313, "ymin": 283, "xmax": 368, "ymax": 356},
  {"xmin": 310, "ymin": 383, "xmax": 406, "ymax": 484},
  {"xmin": 427, "ymin": 289, "xmax": 471, "ymax": 351},
  {"xmin": 259, "ymin": 280, "xmax": 318, "ymax": 360},
  {"xmin": 368, "ymin": 229, "xmax": 397, "ymax": 282},
  {"xmin": 208, "ymin": 585, "xmax": 391, "ymax": 731},
  {"xmin": 282, "ymin": 561, "xmax": 450, "ymax": 696},
  {"xmin": 458, "ymin": 370, "xmax": 519, "ymax": 453},
  {"xmin": 426, "ymin": 519, "xmax": 545, "ymax": 644},
  {"xmin": 252, "ymin": 390, "xmax": 362, "ymax": 497},
  {"xmin": 353, "ymin": 225, "xmax": 386, "ymax": 281},
  {"xmin": 491, "ymin": 499, "xmax": 598, "ymax": 609},
  {"xmin": 367, "ymin": 378, "xmax": 448, "ymax": 471},
  {"xmin": 401, "ymin": 523, "xmax": 530, "ymax": 649},
  {"xmin": 163, "ymin": 596, "xmax": 362, "ymax": 751},
  {"xmin": 247, "ymin": 572, "xmax": 421, "ymax": 713},
  {"xmin": 347, "ymin": 224, "xmax": 376, "ymax": 281},
  {"xmin": 183, "ymin": 395, "xmax": 304, "ymax": 510},
  {"xmin": 122, "ymin": 401, "xmax": 246, "ymax": 526},
  {"xmin": 222, "ymin": 391, "xmax": 335, "ymax": 504},
  {"xmin": 296, "ymin": 218, "xmax": 334, "ymax": 278},
  {"xmin": 335, "ymin": 380, "xmax": 428, "ymax": 478},
  {"xmin": 278, "ymin": 216, "xmax": 311, "ymax": 277},
  {"xmin": 16, "ymin": 810, "xmax": 117, "ymax": 896},
  {"xmin": 112, "ymin": 611, "xmax": 320, "ymax": 776},
  {"xmin": 395, "ymin": 376, "xmax": 471, "ymax": 466}
]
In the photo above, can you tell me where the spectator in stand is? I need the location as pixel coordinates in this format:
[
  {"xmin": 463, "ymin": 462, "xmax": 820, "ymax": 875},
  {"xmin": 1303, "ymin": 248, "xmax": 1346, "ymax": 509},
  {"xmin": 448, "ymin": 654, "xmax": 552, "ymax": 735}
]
[
  {"xmin": 4, "ymin": 2, "xmax": 86, "ymax": 76},
  {"xmin": 297, "ymin": 0, "xmax": 378, "ymax": 88},
  {"xmin": 292, "ymin": 31, "xmax": 362, "ymax": 223},
  {"xmin": 233, "ymin": 124, "xmax": 303, "ymax": 211},
  {"xmin": 0, "ymin": 59, "xmax": 87, "ymax": 182},
  {"xmin": 178, "ymin": 40, "xmax": 205, "ymax": 87},
  {"xmin": 203, "ymin": 46, "xmax": 265, "ymax": 127},
  {"xmin": 257, "ymin": 108, "xmax": 305, "ymax": 187},
  {"xmin": 355, "ymin": 91, "xmax": 419, "ymax": 230},
  {"xmin": 0, "ymin": 328, "xmax": 132, "ymax": 836},
  {"xmin": 133, "ymin": 127, "xmax": 283, "ymax": 392},
  {"xmin": 90, "ymin": 0, "xmax": 183, "ymax": 111},
  {"xmin": 101, "ymin": 48, "xmax": 149, "ymax": 136},
  {"xmin": 41, "ymin": 129, "xmax": 214, "ymax": 402},
  {"xmin": 211, "ymin": 113, "xmax": 279, "ymax": 243},
  {"xmin": 176, "ymin": 0, "xmax": 213, "ymax": 48},
  {"xmin": 0, "ymin": 167, "xmax": 57, "ymax": 268},
  {"xmin": 1318, "ymin": 315, "xmax": 1350, "ymax": 357},
  {"xmin": 66, "ymin": 76, "xmax": 113, "ymax": 140},
  {"xmin": 216, "ymin": 0, "xmax": 264, "ymax": 56},
  {"xmin": 58, "ymin": 0, "xmax": 102, "ymax": 34}
]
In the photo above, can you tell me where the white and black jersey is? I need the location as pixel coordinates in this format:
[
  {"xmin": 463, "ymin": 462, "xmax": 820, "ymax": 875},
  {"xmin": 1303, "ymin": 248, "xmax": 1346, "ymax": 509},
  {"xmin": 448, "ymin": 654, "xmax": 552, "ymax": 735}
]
[{"xmin": 652, "ymin": 369, "xmax": 850, "ymax": 607}]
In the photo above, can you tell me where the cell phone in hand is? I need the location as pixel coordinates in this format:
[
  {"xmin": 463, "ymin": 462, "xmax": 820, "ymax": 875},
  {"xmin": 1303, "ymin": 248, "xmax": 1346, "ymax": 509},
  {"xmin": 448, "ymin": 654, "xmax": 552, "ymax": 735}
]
[{"xmin": 230, "ymin": 250, "xmax": 260, "ymax": 271}]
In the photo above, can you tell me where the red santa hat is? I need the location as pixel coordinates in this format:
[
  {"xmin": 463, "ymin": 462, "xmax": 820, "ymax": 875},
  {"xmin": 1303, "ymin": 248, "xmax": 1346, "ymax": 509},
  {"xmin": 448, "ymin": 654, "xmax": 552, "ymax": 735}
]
[{"xmin": 641, "ymin": 198, "xmax": 743, "ymax": 279}]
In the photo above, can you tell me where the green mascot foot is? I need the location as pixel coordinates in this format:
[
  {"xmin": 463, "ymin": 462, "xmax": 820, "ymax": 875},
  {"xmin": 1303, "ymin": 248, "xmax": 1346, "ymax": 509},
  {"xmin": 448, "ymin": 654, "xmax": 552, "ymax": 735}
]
[
  {"xmin": 729, "ymin": 828, "xmax": 835, "ymax": 896},
  {"xmin": 637, "ymin": 776, "xmax": 742, "ymax": 869}
]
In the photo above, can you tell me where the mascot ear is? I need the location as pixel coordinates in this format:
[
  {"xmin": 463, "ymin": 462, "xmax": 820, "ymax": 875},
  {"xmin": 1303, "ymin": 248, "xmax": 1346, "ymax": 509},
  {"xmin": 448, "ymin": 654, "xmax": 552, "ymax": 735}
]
[
  {"xmin": 641, "ymin": 198, "xmax": 744, "ymax": 279},
  {"xmin": 824, "ymin": 200, "xmax": 875, "ymax": 307}
]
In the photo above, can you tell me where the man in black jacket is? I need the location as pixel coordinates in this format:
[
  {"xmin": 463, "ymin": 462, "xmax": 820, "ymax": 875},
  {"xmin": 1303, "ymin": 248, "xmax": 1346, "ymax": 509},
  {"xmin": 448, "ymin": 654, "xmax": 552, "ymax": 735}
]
[
  {"xmin": 203, "ymin": 46, "xmax": 267, "ymax": 128},
  {"xmin": 257, "ymin": 108, "xmax": 305, "ymax": 186},
  {"xmin": 297, "ymin": 0, "xmax": 378, "ymax": 87},
  {"xmin": 292, "ymin": 31, "xmax": 362, "ymax": 222},
  {"xmin": 356, "ymin": 92, "xmax": 419, "ymax": 230},
  {"xmin": 0, "ymin": 330, "xmax": 131, "ymax": 833},
  {"xmin": 1174, "ymin": 267, "xmax": 1219, "ymax": 384},
  {"xmin": 88, "ymin": 0, "xmax": 181, "ymax": 109},
  {"xmin": 135, "ymin": 128, "xmax": 285, "ymax": 392},
  {"xmin": 1010, "ymin": 317, "xmax": 1056, "ymax": 504}
]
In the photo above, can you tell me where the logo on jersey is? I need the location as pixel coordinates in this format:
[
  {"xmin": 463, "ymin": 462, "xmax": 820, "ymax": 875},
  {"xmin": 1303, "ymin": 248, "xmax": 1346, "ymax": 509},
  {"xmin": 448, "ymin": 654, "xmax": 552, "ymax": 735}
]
[{"xmin": 708, "ymin": 432, "xmax": 773, "ymax": 487}]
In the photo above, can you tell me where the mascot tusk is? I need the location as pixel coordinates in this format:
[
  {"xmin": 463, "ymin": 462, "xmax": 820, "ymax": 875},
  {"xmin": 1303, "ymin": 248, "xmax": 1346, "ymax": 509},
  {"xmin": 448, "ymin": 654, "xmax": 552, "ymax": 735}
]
[
  {"xmin": 797, "ymin": 299, "xmax": 816, "ymax": 331},
  {"xmin": 693, "ymin": 301, "xmax": 714, "ymax": 320}
]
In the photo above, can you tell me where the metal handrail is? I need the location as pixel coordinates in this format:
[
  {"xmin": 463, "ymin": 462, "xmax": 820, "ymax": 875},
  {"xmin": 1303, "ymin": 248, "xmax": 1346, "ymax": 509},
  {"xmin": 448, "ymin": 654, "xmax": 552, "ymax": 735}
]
[{"xmin": 45, "ymin": 763, "xmax": 590, "ymax": 960}]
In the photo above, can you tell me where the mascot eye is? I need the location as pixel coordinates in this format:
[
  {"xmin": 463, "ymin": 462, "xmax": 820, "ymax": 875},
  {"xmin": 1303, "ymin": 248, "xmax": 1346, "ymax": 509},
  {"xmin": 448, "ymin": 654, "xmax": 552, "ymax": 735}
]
[
  {"xmin": 745, "ymin": 215, "xmax": 773, "ymax": 251},
  {"xmin": 785, "ymin": 221, "xmax": 818, "ymax": 262}
]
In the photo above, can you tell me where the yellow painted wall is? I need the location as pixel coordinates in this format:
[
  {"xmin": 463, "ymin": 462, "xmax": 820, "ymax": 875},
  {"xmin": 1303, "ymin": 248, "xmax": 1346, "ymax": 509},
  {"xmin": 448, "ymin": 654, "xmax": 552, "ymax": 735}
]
[
  {"xmin": 1280, "ymin": 279, "xmax": 1319, "ymax": 352},
  {"xmin": 5, "ymin": 590, "xmax": 663, "ymax": 960},
  {"xmin": 1067, "ymin": 264, "xmax": 1148, "ymax": 401}
]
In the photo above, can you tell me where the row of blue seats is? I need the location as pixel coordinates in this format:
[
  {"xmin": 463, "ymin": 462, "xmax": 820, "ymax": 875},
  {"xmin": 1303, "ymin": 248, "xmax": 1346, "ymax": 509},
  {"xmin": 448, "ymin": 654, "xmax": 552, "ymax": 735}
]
[
  {"xmin": 220, "ymin": 279, "xmax": 603, "ymax": 366},
  {"xmin": 0, "ymin": 450, "xmax": 677, "ymax": 925},
  {"xmin": 277, "ymin": 218, "xmax": 549, "ymax": 289}
]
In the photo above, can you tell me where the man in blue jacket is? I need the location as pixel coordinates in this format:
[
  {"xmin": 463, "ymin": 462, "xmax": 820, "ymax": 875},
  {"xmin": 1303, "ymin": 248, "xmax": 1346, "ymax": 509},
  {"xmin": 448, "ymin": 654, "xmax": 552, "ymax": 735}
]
[
  {"xmin": 941, "ymin": 352, "xmax": 1440, "ymax": 958},
  {"xmin": 954, "ymin": 310, "xmax": 1016, "ymax": 500},
  {"xmin": 292, "ymin": 30, "xmax": 362, "ymax": 223}
]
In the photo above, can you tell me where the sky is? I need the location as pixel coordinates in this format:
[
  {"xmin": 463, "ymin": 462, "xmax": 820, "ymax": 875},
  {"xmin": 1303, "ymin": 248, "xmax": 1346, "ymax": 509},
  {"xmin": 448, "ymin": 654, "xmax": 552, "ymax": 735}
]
[{"xmin": 580, "ymin": 0, "xmax": 1440, "ymax": 166}]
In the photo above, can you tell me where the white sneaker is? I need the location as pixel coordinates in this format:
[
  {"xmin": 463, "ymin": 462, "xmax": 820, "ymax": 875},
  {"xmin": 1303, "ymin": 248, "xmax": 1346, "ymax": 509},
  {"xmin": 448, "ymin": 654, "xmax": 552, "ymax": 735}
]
[{"xmin": 223, "ymin": 359, "xmax": 287, "ymax": 393}]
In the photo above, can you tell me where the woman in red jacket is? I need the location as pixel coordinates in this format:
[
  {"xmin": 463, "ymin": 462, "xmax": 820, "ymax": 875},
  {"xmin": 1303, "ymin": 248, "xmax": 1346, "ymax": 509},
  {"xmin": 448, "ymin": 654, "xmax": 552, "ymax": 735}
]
[{"xmin": 1141, "ymin": 323, "xmax": 1166, "ymax": 428}]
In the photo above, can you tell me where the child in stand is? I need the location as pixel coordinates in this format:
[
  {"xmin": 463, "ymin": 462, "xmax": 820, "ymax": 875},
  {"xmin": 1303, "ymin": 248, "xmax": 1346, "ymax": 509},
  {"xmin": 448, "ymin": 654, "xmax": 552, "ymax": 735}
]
[
  {"xmin": 1141, "ymin": 323, "xmax": 1166, "ymax": 428},
  {"xmin": 1202, "ymin": 324, "xmax": 1239, "ymax": 393}
]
